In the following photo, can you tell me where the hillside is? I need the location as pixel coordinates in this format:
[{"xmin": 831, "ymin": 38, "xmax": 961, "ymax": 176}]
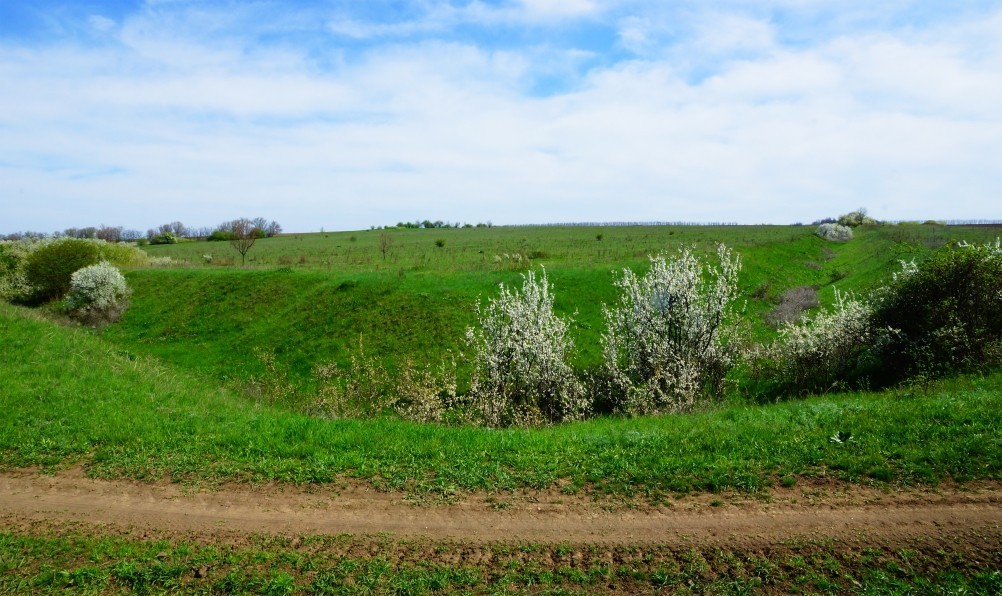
[{"xmin": 106, "ymin": 223, "xmax": 997, "ymax": 394}]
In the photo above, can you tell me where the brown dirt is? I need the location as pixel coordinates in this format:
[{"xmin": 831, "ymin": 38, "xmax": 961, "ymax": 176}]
[{"xmin": 2, "ymin": 468, "xmax": 1001, "ymax": 550}]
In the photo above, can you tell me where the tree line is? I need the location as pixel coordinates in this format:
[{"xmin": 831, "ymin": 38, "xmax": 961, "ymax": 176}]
[{"xmin": 2, "ymin": 218, "xmax": 282, "ymax": 244}]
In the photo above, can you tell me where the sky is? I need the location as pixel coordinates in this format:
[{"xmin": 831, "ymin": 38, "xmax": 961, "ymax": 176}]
[{"xmin": 1, "ymin": 0, "xmax": 1001, "ymax": 234}]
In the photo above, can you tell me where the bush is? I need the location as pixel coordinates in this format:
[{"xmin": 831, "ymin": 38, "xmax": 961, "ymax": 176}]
[
  {"xmin": 0, "ymin": 240, "xmax": 38, "ymax": 302},
  {"xmin": 65, "ymin": 261, "xmax": 131, "ymax": 324},
  {"xmin": 870, "ymin": 240, "xmax": 1002, "ymax": 384},
  {"xmin": 2, "ymin": 238, "xmax": 148, "ymax": 303},
  {"xmin": 149, "ymin": 232, "xmax": 178, "ymax": 245},
  {"xmin": 24, "ymin": 238, "xmax": 101, "ymax": 301},
  {"xmin": 816, "ymin": 223, "xmax": 853, "ymax": 242},
  {"xmin": 754, "ymin": 289, "xmax": 876, "ymax": 398},
  {"xmin": 466, "ymin": 268, "xmax": 588, "ymax": 427},
  {"xmin": 837, "ymin": 208, "xmax": 876, "ymax": 227},
  {"xmin": 601, "ymin": 245, "xmax": 742, "ymax": 415}
]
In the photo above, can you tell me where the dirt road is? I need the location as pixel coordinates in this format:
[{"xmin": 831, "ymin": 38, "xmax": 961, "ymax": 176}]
[{"xmin": 3, "ymin": 468, "xmax": 1000, "ymax": 550}]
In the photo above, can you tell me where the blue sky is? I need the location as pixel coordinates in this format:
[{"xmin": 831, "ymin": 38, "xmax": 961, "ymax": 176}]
[{"xmin": 2, "ymin": 0, "xmax": 1001, "ymax": 234}]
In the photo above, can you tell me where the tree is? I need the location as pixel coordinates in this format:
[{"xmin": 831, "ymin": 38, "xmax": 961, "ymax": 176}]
[
  {"xmin": 228, "ymin": 218, "xmax": 257, "ymax": 265},
  {"xmin": 379, "ymin": 230, "xmax": 393, "ymax": 260}
]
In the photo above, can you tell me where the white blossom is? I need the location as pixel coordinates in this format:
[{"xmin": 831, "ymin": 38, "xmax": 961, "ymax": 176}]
[
  {"xmin": 466, "ymin": 268, "xmax": 588, "ymax": 426},
  {"xmin": 602, "ymin": 244, "xmax": 742, "ymax": 414}
]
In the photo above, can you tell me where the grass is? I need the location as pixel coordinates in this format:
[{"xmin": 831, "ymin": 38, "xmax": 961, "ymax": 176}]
[
  {"xmin": 5, "ymin": 222, "xmax": 1002, "ymax": 591},
  {"xmin": 107, "ymin": 223, "xmax": 1002, "ymax": 393},
  {"xmin": 3, "ymin": 300, "xmax": 1000, "ymax": 495},
  {"xmin": 2, "ymin": 526, "xmax": 999, "ymax": 594}
]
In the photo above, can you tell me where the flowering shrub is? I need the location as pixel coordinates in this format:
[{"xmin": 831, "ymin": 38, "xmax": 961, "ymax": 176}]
[
  {"xmin": 65, "ymin": 261, "xmax": 131, "ymax": 324},
  {"xmin": 816, "ymin": 223, "xmax": 853, "ymax": 242},
  {"xmin": 466, "ymin": 268, "xmax": 588, "ymax": 427},
  {"xmin": 0, "ymin": 239, "xmax": 40, "ymax": 302},
  {"xmin": 869, "ymin": 240, "xmax": 1002, "ymax": 384},
  {"xmin": 602, "ymin": 245, "xmax": 742, "ymax": 415},
  {"xmin": 1, "ymin": 237, "xmax": 149, "ymax": 303},
  {"xmin": 756, "ymin": 289, "xmax": 876, "ymax": 396},
  {"xmin": 837, "ymin": 208, "xmax": 876, "ymax": 227}
]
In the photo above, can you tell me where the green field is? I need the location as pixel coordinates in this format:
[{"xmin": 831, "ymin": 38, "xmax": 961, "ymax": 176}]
[
  {"xmin": 112, "ymin": 223, "xmax": 999, "ymax": 392},
  {"xmin": 3, "ymin": 222, "xmax": 1001, "ymax": 592}
]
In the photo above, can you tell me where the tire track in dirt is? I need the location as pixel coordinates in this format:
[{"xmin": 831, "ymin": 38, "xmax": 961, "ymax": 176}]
[{"xmin": 2, "ymin": 469, "xmax": 1000, "ymax": 548}]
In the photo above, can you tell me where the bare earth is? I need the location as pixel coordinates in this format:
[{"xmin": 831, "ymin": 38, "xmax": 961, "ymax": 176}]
[{"xmin": 2, "ymin": 468, "xmax": 1001, "ymax": 550}]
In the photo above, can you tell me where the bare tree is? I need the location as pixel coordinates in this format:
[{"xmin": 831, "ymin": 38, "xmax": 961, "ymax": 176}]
[
  {"xmin": 379, "ymin": 230, "xmax": 393, "ymax": 260},
  {"xmin": 229, "ymin": 218, "xmax": 257, "ymax": 266}
]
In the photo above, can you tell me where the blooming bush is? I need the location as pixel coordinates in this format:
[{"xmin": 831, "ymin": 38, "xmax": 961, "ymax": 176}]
[
  {"xmin": 0, "ymin": 239, "xmax": 40, "ymax": 302},
  {"xmin": 602, "ymin": 245, "xmax": 742, "ymax": 415},
  {"xmin": 466, "ymin": 268, "xmax": 588, "ymax": 427},
  {"xmin": 837, "ymin": 208, "xmax": 876, "ymax": 227},
  {"xmin": 65, "ymin": 261, "xmax": 131, "ymax": 324},
  {"xmin": 1, "ymin": 237, "xmax": 149, "ymax": 303},
  {"xmin": 816, "ymin": 223, "xmax": 853, "ymax": 242},
  {"xmin": 756, "ymin": 289, "xmax": 876, "ymax": 397}
]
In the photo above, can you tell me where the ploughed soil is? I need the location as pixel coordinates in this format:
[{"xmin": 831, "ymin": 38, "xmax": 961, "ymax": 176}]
[{"xmin": 2, "ymin": 467, "xmax": 1000, "ymax": 551}]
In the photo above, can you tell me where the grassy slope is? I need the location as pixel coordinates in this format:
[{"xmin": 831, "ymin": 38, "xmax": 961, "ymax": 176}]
[
  {"xmin": 3, "ymin": 301, "xmax": 1000, "ymax": 495},
  {"xmin": 109, "ymin": 224, "xmax": 999, "ymax": 392}
]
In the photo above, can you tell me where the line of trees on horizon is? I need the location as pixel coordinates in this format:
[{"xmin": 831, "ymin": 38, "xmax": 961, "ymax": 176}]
[{"xmin": 1, "ymin": 218, "xmax": 282, "ymax": 244}]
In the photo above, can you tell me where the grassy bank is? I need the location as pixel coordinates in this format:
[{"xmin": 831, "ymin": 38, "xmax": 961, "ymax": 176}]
[
  {"xmin": 3, "ymin": 301, "xmax": 1000, "ymax": 496},
  {"xmin": 106, "ymin": 224, "xmax": 1001, "ymax": 393}
]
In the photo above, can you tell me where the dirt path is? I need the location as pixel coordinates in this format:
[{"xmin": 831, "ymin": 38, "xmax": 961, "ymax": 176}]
[{"xmin": 2, "ymin": 469, "xmax": 1000, "ymax": 549}]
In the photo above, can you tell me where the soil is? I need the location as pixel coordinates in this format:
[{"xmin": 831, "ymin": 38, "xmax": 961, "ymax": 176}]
[{"xmin": 2, "ymin": 468, "xmax": 1000, "ymax": 550}]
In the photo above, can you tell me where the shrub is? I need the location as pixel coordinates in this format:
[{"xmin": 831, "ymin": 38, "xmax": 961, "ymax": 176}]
[
  {"xmin": 755, "ymin": 289, "xmax": 876, "ymax": 397},
  {"xmin": 602, "ymin": 245, "xmax": 742, "ymax": 415},
  {"xmin": 837, "ymin": 208, "xmax": 876, "ymax": 227},
  {"xmin": 766, "ymin": 285, "xmax": 819, "ymax": 327},
  {"xmin": 149, "ymin": 232, "xmax": 179, "ymax": 245},
  {"xmin": 816, "ymin": 223, "xmax": 853, "ymax": 242},
  {"xmin": 466, "ymin": 268, "xmax": 588, "ymax": 427},
  {"xmin": 24, "ymin": 238, "xmax": 101, "ymax": 301},
  {"xmin": 65, "ymin": 261, "xmax": 131, "ymax": 324},
  {"xmin": 870, "ymin": 240, "xmax": 1002, "ymax": 384},
  {"xmin": 0, "ymin": 239, "xmax": 39, "ymax": 302}
]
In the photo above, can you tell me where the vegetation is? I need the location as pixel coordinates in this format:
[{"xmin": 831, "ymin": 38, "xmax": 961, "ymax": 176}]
[
  {"xmin": 2, "ymin": 218, "xmax": 1002, "ymax": 589},
  {"xmin": 24, "ymin": 238, "xmax": 101, "ymax": 301},
  {"xmin": 65, "ymin": 262, "xmax": 131, "ymax": 325},
  {"xmin": 466, "ymin": 269, "xmax": 587, "ymax": 427},
  {"xmin": 2, "ymin": 300, "xmax": 1000, "ymax": 494},
  {"xmin": 601, "ymin": 245, "xmax": 741, "ymax": 415},
  {"xmin": 2, "ymin": 527, "xmax": 999, "ymax": 594}
]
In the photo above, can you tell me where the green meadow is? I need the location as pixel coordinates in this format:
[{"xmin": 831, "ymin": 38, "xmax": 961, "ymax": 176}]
[
  {"xmin": 3, "ymin": 222, "xmax": 1000, "ymax": 493},
  {"xmin": 3, "ymin": 222, "xmax": 1002, "ymax": 593}
]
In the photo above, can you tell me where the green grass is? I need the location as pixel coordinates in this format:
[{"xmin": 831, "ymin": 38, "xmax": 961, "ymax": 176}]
[
  {"xmin": 2, "ymin": 527, "xmax": 999, "ymax": 594},
  {"xmin": 109, "ymin": 224, "xmax": 1002, "ymax": 393},
  {"xmin": 3, "ymin": 301, "xmax": 1000, "ymax": 495}
]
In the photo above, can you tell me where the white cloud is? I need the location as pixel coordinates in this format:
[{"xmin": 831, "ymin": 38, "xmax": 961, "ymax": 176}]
[{"xmin": 1, "ymin": 2, "xmax": 1001, "ymax": 233}]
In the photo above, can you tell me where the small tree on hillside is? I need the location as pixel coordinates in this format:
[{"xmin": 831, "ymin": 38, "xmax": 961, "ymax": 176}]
[
  {"xmin": 379, "ymin": 231, "xmax": 393, "ymax": 260},
  {"xmin": 228, "ymin": 218, "xmax": 257, "ymax": 265}
]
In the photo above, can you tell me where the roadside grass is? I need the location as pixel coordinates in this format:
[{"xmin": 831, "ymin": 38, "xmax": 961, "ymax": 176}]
[
  {"xmin": 2, "ymin": 526, "xmax": 999, "ymax": 594},
  {"xmin": 3, "ymin": 301, "xmax": 1000, "ymax": 496}
]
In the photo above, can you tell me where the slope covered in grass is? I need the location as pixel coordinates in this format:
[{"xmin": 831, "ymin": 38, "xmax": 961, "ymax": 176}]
[
  {"xmin": 3, "ymin": 302, "xmax": 1000, "ymax": 495},
  {"xmin": 108, "ymin": 224, "xmax": 1001, "ymax": 392}
]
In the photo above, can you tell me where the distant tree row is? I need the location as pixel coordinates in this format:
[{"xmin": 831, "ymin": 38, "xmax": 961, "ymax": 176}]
[
  {"xmin": 392, "ymin": 220, "xmax": 492, "ymax": 229},
  {"xmin": 2, "ymin": 218, "xmax": 282, "ymax": 245}
]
